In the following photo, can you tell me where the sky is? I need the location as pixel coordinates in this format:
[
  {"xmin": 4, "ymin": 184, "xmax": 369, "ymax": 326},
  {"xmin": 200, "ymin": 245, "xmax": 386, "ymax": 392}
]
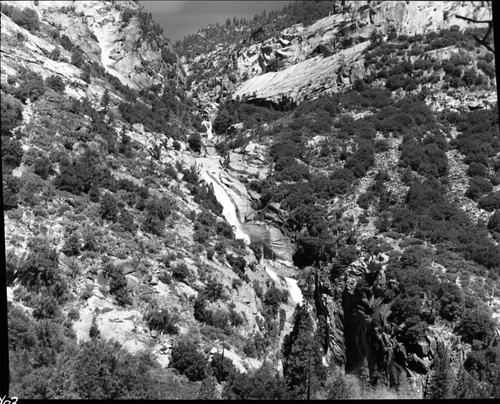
[{"xmin": 140, "ymin": 0, "xmax": 292, "ymax": 43}]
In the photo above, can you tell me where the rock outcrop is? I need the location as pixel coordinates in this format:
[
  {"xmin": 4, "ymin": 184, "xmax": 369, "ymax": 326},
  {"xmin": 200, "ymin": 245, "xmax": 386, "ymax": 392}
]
[
  {"xmin": 1, "ymin": 0, "xmax": 182, "ymax": 91},
  {"xmin": 231, "ymin": 1, "xmax": 492, "ymax": 105},
  {"xmin": 233, "ymin": 41, "xmax": 371, "ymax": 106}
]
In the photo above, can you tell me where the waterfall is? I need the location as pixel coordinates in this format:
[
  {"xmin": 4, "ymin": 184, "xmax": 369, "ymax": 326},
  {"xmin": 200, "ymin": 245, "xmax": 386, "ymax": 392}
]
[
  {"xmin": 198, "ymin": 160, "xmax": 250, "ymax": 244},
  {"xmin": 202, "ymin": 119, "xmax": 213, "ymax": 140},
  {"xmin": 195, "ymin": 153, "xmax": 303, "ymax": 306}
]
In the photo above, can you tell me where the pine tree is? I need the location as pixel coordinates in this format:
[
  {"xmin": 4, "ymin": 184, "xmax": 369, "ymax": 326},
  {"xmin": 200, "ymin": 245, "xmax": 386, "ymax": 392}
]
[
  {"xmin": 100, "ymin": 88, "xmax": 110, "ymax": 112},
  {"xmin": 62, "ymin": 233, "xmax": 81, "ymax": 257},
  {"xmin": 197, "ymin": 369, "xmax": 220, "ymax": 400},
  {"xmin": 89, "ymin": 315, "xmax": 100, "ymax": 340},
  {"xmin": 282, "ymin": 304, "xmax": 327, "ymax": 399},
  {"xmin": 425, "ymin": 341, "xmax": 454, "ymax": 399}
]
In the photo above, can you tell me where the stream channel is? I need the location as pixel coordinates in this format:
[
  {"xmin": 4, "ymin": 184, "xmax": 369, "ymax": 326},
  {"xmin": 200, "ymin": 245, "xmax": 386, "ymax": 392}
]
[{"xmin": 196, "ymin": 121, "xmax": 303, "ymax": 305}]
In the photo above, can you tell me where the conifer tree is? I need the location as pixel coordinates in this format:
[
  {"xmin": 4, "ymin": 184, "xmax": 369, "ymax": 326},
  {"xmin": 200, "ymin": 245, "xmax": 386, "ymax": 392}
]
[
  {"xmin": 100, "ymin": 88, "xmax": 110, "ymax": 112},
  {"xmin": 89, "ymin": 315, "xmax": 100, "ymax": 341},
  {"xmin": 425, "ymin": 341, "xmax": 454, "ymax": 399},
  {"xmin": 282, "ymin": 304, "xmax": 327, "ymax": 399},
  {"xmin": 197, "ymin": 368, "xmax": 220, "ymax": 400}
]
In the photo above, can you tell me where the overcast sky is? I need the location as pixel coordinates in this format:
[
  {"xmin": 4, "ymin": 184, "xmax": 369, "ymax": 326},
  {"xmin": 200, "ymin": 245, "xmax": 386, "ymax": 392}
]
[{"xmin": 140, "ymin": 1, "xmax": 292, "ymax": 43}]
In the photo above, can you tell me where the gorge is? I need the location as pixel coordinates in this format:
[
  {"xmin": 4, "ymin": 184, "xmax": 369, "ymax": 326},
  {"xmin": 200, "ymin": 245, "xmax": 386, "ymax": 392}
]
[{"xmin": 3, "ymin": 0, "xmax": 500, "ymax": 400}]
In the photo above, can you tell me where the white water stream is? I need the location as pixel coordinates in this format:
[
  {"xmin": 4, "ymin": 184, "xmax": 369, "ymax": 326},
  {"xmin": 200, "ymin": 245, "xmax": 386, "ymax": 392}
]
[
  {"xmin": 195, "ymin": 140, "xmax": 303, "ymax": 305},
  {"xmin": 197, "ymin": 156, "xmax": 250, "ymax": 244}
]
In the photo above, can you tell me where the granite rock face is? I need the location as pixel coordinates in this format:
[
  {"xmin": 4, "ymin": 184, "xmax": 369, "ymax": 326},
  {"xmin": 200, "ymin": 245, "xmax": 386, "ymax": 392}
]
[
  {"xmin": 234, "ymin": 41, "xmax": 371, "ymax": 106},
  {"xmin": 1, "ymin": 0, "xmax": 182, "ymax": 91},
  {"xmin": 232, "ymin": 1, "xmax": 492, "ymax": 105}
]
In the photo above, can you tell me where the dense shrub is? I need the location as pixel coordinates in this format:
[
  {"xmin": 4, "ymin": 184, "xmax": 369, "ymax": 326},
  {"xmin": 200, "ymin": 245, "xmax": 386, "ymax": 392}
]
[
  {"xmin": 54, "ymin": 154, "xmax": 112, "ymax": 195},
  {"xmin": 1, "ymin": 95, "xmax": 23, "ymax": 137},
  {"xmin": 3, "ymin": 174, "xmax": 21, "ymax": 210},
  {"xmin": 453, "ymin": 109, "xmax": 499, "ymax": 167},
  {"xmin": 45, "ymin": 75, "xmax": 66, "ymax": 92},
  {"xmin": 399, "ymin": 139, "xmax": 448, "ymax": 179},
  {"xmin": 222, "ymin": 362, "xmax": 288, "ymax": 400},
  {"xmin": 16, "ymin": 238, "xmax": 67, "ymax": 301},
  {"xmin": 477, "ymin": 60, "xmax": 495, "ymax": 79},
  {"xmin": 144, "ymin": 309, "xmax": 179, "ymax": 334},
  {"xmin": 140, "ymin": 196, "xmax": 173, "ymax": 236},
  {"xmin": 488, "ymin": 210, "xmax": 500, "ymax": 233},
  {"xmin": 204, "ymin": 278, "xmax": 225, "ymax": 302},
  {"xmin": 193, "ymin": 183, "xmax": 223, "ymax": 216},
  {"xmin": 188, "ymin": 132, "xmax": 202, "ymax": 153},
  {"xmin": 478, "ymin": 192, "xmax": 500, "ymax": 212},
  {"xmin": 172, "ymin": 262, "xmax": 190, "ymax": 282},
  {"xmin": 99, "ymin": 192, "xmax": 119, "ymax": 222},
  {"xmin": 1, "ymin": 4, "xmax": 40, "ymax": 31},
  {"xmin": 455, "ymin": 308, "xmax": 497, "ymax": 344},
  {"xmin": 62, "ymin": 233, "xmax": 81, "ymax": 257},
  {"xmin": 170, "ymin": 339, "xmax": 209, "ymax": 381},
  {"xmin": 1, "ymin": 137, "xmax": 23, "ymax": 172},
  {"xmin": 467, "ymin": 162, "xmax": 487, "ymax": 177},
  {"xmin": 11, "ymin": 69, "xmax": 46, "ymax": 103},
  {"xmin": 213, "ymin": 99, "xmax": 279, "ymax": 135},
  {"xmin": 432, "ymin": 281, "xmax": 464, "ymax": 321},
  {"xmin": 104, "ymin": 262, "xmax": 131, "ymax": 306},
  {"xmin": 385, "ymin": 73, "xmax": 405, "ymax": 91},
  {"xmin": 465, "ymin": 177, "xmax": 493, "ymax": 200}
]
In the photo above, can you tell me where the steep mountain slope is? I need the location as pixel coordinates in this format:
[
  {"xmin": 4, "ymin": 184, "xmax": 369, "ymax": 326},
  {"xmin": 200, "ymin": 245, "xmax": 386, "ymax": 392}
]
[
  {"xmin": 3, "ymin": 0, "xmax": 500, "ymax": 400},
  {"xmin": 2, "ymin": 0, "xmax": 302, "ymax": 399},
  {"xmin": 178, "ymin": 0, "xmax": 500, "ymax": 399}
]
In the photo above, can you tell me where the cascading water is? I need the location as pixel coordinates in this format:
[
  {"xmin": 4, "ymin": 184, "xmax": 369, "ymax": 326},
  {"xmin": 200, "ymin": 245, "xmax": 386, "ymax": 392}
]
[
  {"xmin": 202, "ymin": 120, "xmax": 213, "ymax": 140},
  {"xmin": 195, "ymin": 127, "xmax": 302, "ymax": 306},
  {"xmin": 197, "ymin": 156, "xmax": 250, "ymax": 244}
]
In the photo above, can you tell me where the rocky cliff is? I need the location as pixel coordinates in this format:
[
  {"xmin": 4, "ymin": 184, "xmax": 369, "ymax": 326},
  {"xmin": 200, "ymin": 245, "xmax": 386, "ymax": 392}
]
[
  {"xmin": 1, "ymin": 0, "xmax": 182, "ymax": 91},
  {"xmin": 3, "ymin": 0, "xmax": 500, "ymax": 400},
  {"xmin": 232, "ymin": 1, "xmax": 492, "ymax": 105}
]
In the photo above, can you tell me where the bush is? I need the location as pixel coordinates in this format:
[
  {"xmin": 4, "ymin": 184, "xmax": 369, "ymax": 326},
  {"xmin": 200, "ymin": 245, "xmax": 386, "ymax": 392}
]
[
  {"xmin": 71, "ymin": 47, "xmax": 86, "ymax": 68},
  {"xmin": 62, "ymin": 233, "xmax": 81, "ymax": 257},
  {"xmin": 99, "ymin": 192, "xmax": 119, "ymax": 222},
  {"xmin": 216, "ymin": 220, "xmax": 234, "ymax": 239},
  {"xmin": 161, "ymin": 47, "xmax": 177, "ymax": 64},
  {"xmin": 3, "ymin": 174, "xmax": 21, "ymax": 210},
  {"xmin": 477, "ymin": 60, "xmax": 495, "ymax": 79},
  {"xmin": 1, "ymin": 95, "xmax": 23, "ymax": 137},
  {"xmin": 144, "ymin": 309, "xmax": 179, "ymax": 334},
  {"xmin": 1, "ymin": 137, "xmax": 23, "ymax": 172},
  {"xmin": 488, "ymin": 210, "xmax": 500, "ymax": 233},
  {"xmin": 455, "ymin": 308, "xmax": 496, "ymax": 344},
  {"xmin": 188, "ymin": 132, "xmax": 202, "ymax": 153},
  {"xmin": 386, "ymin": 73, "xmax": 405, "ymax": 91},
  {"xmin": 432, "ymin": 281, "xmax": 464, "ymax": 321},
  {"xmin": 170, "ymin": 339, "xmax": 209, "ymax": 381},
  {"xmin": 465, "ymin": 176, "xmax": 493, "ymax": 200},
  {"xmin": 172, "ymin": 262, "xmax": 190, "ymax": 282},
  {"xmin": 31, "ymin": 294, "xmax": 61, "ymax": 320},
  {"xmin": 45, "ymin": 75, "xmax": 65, "ymax": 92},
  {"xmin": 104, "ymin": 262, "xmax": 131, "ymax": 306},
  {"xmin": 32, "ymin": 156, "xmax": 53, "ymax": 179},
  {"xmin": 16, "ymin": 238, "xmax": 67, "ymax": 301},
  {"xmin": 204, "ymin": 278, "xmax": 224, "ymax": 302},
  {"xmin": 478, "ymin": 192, "xmax": 500, "ymax": 212},
  {"xmin": 357, "ymin": 191, "xmax": 374, "ymax": 209},
  {"xmin": 249, "ymin": 240, "xmax": 263, "ymax": 261},
  {"xmin": 121, "ymin": 9, "xmax": 135, "ymax": 24},
  {"xmin": 2, "ymin": 4, "xmax": 40, "ymax": 32},
  {"xmin": 211, "ymin": 352, "xmax": 238, "ymax": 383},
  {"xmin": 467, "ymin": 162, "xmax": 487, "ymax": 177},
  {"xmin": 11, "ymin": 69, "xmax": 46, "ymax": 103}
]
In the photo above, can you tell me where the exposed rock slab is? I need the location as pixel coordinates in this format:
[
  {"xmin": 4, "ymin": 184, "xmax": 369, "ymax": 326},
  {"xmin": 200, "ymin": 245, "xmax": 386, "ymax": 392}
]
[{"xmin": 233, "ymin": 41, "xmax": 370, "ymax": 104}]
